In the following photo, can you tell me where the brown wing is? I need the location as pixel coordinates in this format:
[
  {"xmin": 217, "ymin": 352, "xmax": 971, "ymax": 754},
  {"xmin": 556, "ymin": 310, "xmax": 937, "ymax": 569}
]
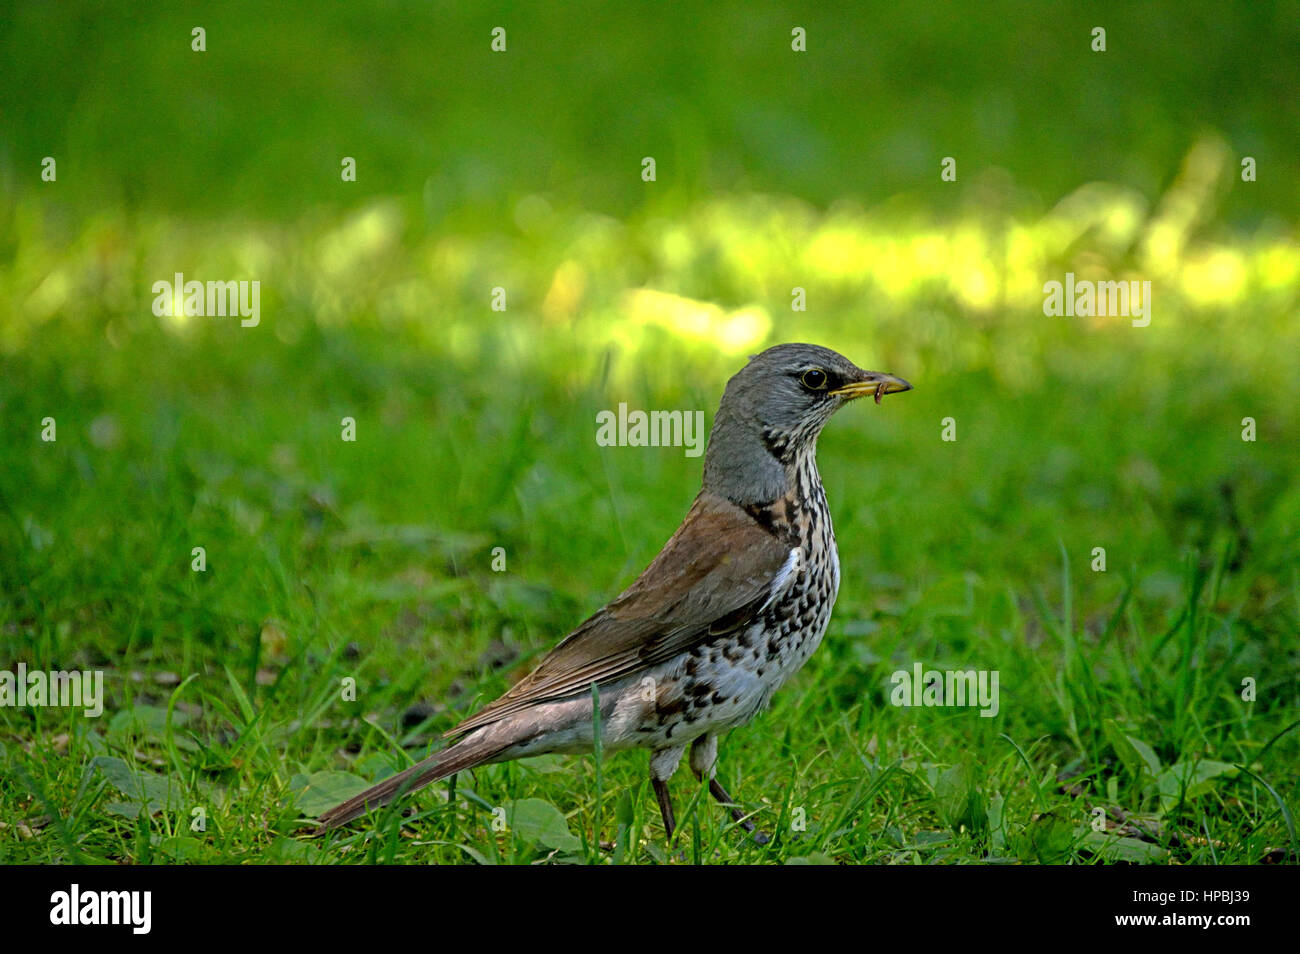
[{"xmin": 445, "ymin": 490, "xmax": 792, "ymax": 738}]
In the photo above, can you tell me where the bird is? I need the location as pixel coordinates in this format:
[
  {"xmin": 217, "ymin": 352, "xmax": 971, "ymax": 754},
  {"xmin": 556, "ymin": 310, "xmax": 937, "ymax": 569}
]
[{"xmin": 315, "ymin": 343, "xmax": 911, "ymax": 841}]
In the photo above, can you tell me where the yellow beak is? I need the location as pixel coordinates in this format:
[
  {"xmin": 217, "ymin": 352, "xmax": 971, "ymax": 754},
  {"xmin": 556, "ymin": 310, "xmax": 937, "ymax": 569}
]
[{"xmin": 830, "ymin": 372, "xmax": 913, "ymax": 404}]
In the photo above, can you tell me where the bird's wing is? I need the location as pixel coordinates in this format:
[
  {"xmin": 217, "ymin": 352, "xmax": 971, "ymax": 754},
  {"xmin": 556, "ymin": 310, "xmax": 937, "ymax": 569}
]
[{"xmin": 445, "ymin": 491, "xmax": 795, "ymax": 738}]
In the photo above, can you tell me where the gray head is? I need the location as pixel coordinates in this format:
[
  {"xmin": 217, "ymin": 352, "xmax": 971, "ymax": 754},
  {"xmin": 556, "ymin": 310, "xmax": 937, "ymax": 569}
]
[{"xmin": 702, "ymin": 343, "xmax": 911, "ymax": 506}]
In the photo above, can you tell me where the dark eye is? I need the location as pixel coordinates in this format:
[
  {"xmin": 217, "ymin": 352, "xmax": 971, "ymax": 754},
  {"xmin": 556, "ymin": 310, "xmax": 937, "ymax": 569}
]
[{"xmin": 800, "ymin": 368, "xmax": 828, "ymax": 390}]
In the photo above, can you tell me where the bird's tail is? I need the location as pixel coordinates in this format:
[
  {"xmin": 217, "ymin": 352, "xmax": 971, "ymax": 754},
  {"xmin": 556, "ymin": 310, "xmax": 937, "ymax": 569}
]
[{"xmin": 313, "ymin": 730, "xmax": 509, "ymax": 832}]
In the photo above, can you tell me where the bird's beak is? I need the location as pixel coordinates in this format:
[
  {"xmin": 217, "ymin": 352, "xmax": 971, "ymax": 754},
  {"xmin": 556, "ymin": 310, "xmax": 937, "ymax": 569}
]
[{"xmin": 831, "ymin": 372, "xmax": 913, "ymax": 405}]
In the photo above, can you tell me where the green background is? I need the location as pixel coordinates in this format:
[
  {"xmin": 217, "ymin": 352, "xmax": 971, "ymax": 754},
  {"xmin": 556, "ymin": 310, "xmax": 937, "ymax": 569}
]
[{"xmin": 1, "ymin": 2, "xmax": 1296, "ymax": 864}]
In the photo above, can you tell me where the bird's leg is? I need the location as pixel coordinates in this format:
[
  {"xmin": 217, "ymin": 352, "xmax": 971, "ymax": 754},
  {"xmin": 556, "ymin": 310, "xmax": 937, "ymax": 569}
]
[
  {"xmin": 708, "ymin": 777, "xmax": 771, "ymax": 845},
  {"xmin": 690, "ymin": 735, "xmax": 755, "ymax": 830},
  {"xmin": 651, "ymin": 778, "xmax": 676, "ymax": 841},
  {"xmin": 649, "ymin": 745, "xmax": 686, "ymax": 843},
  {"xmin": 690, "ymin": 735, "xmax": 770, "ymax": 845}
]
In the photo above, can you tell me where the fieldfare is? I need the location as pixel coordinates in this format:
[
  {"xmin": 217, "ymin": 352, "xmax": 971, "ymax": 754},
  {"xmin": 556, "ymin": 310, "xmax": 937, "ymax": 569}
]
[{"xmin": 316, "ymin": 343, "xmax": 911, "ymax": 841}]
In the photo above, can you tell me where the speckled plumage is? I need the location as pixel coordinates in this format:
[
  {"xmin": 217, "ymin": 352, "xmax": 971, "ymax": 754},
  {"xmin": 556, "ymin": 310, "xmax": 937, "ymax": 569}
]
[{"xmin": 316, "ymin": 344, "xmax": 910, "ymax": 839}]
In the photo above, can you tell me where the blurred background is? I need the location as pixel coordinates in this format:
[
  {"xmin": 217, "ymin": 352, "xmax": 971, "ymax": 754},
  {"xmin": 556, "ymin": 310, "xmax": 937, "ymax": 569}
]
[{"xmin": 0, "ymin": 2, "xmax": 1297, "ymax": 862}]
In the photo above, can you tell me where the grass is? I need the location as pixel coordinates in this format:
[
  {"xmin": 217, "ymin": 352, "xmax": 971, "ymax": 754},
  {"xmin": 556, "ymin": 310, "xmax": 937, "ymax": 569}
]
[
  {"xmin": 2, "ymin": 189, "xmax": 1297, "ymax": 864},
  {"xmin": 1, "ymin": 1, "xmax": 1297, "ymax": 864}
]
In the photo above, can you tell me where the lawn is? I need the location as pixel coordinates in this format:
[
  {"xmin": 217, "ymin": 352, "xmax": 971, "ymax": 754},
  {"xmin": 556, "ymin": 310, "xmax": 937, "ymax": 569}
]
[{"xmin": 1, "ymin": 1, "xmax": 1297, "ymax": 864}]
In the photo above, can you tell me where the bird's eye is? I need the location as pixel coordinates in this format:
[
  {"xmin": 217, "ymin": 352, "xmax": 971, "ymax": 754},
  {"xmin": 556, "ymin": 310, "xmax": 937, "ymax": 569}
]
[{"xmin": 800, "ymin": 368, "xmax": 828, "ymax": 390}]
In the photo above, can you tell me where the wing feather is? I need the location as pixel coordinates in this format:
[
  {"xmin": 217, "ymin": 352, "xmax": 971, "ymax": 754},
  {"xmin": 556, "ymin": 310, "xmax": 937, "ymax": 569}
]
[{"xmin": 445, "ymin": 491, "xmax": 791, "ymax": 738}]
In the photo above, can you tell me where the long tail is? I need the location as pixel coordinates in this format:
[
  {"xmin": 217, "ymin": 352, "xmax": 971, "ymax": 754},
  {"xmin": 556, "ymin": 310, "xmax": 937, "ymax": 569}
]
[{"xmin": 314, "ymin": 731, "xmax": 509, "ymax": 832}]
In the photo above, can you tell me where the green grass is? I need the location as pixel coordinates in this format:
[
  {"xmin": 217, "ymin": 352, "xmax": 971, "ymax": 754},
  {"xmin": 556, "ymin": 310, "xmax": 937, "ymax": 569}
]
[
  {"xmin": 2, "ymin": 191, "xmax": 1296, "ymax": 863},
  {"xmin": 1, "ymin": 1, "xmax": 1298, "ymax": 864}
]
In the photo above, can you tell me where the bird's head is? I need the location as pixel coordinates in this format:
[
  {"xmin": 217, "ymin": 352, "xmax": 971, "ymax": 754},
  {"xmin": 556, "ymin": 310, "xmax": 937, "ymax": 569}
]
[{"xmin": 703, "ymin": 343, "xmax": 911, "ymax": 505}]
